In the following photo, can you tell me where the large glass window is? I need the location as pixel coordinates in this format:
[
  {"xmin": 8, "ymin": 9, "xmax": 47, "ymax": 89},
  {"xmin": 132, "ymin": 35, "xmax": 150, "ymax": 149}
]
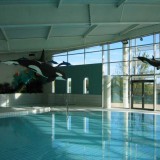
[
  {"xmin": 68, "ymin": 53, "xmax": 84, "ymax": 65},
  {"xmin": 85, "ymin": 46, "xmax": 102, "ymax": 64},
  {"xmin": 85, "ymin": 45, "xmax": 102, "ymax": 53},
  {"xmin": 68, "ymin": 49, "xmax": 84, "ymax": 65},
  {"xmin": 110, "ymin": 42, "xmax": 122, "ymax": 49},
  {"xmin": 136, "ymin": 35, "xmax": 153, "ymax": 46},
  {"xmin": 110, "ymin": 49, "xmax": 123, "ymax": 62},
  {"xmin": 85, "ymin": 50, "xmax": 102, "ymax": 64},
  {"xmin": 52, "ymin": 32, "xmax": 160, "ymax": 110},
  {"xmin": 53, "ymin": 52, "xmax": 67, "ymax": 66}
]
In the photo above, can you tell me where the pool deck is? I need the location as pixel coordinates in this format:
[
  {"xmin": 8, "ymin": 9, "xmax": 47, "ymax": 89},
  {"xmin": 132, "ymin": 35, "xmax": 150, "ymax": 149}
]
[
  {"xmin": 0, "ymin": 105, "xmax": 160, "ymax": 118},
  {"xmin": 0, "ymin": 106, "xmax": 51, "ymax": 118}
]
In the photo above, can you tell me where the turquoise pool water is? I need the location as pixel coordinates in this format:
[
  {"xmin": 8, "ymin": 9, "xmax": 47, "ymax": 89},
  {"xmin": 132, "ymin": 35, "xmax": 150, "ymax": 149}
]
[{"xmin": 0, "ymin": 111, "xmax": 160, "ymax": 160}]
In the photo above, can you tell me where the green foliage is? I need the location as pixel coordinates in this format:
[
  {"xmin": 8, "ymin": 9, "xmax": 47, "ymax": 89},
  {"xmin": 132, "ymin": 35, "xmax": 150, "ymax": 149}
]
[{"xmin": 133, "ymin": 52, "xmax": 154, "ymax": 75}]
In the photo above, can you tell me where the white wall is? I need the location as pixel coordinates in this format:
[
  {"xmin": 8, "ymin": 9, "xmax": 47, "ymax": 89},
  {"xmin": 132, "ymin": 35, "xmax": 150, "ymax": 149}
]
[{"xmin": 0, "ymin": 93, "xmax": 102, "ymax": 107}]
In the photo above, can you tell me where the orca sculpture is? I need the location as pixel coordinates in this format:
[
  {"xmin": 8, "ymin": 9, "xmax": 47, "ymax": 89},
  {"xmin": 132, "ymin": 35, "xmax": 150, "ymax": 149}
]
[
  {"xmin": 2, "ymin": 57, "xmax": 66, "ymax": 82},
  {"xmin": 57, "ymin": 61, "xmax": 71, "ymax": 67},
  {"xmin": 137, "ymin": 56, "xmax": 160, "ymax": 70}
]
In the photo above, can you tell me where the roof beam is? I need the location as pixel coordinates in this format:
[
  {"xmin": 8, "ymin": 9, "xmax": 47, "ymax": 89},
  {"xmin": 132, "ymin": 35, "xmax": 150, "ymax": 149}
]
[
  {"xmin": 57, "ymin": 0, "xmax": 63, "ymax": 8},
  {"xmin": 119, "ymin": 24, "xmax": 139, "ymax": 35},
  {"xmin": 88, "ymin": 4, "xmax": 92, "ymax": 25},
  {"xmin": 116, "ymin": 0, "xmax": 127, "ymax": 8},
  {"xmin": 46, "ymin": 26, "xmax": 53, "ymax": 40},
  {"xmin": 0, "ymin": 27, "xmax": 9, "ymax": 41},
  {"xmin": 0, "ymin": 22, "xmax": 159, "ymax": 28},
  {"xmin": 0, "ymin": 27, "xmax": 10, "ymax": 50},
  {"xmin": 83, "ymin": 25, "xmax": 97, "ymax": 38}
]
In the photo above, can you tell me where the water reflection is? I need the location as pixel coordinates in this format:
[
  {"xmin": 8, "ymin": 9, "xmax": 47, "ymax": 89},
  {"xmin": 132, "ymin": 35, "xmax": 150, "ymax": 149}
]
[
  {"xmin": 0, "ymin": 111, "xmax": 159, "ymax": 160},
  {"xmin": 52, "ymin": 111, "xmax": 160, "ymax": 159}
]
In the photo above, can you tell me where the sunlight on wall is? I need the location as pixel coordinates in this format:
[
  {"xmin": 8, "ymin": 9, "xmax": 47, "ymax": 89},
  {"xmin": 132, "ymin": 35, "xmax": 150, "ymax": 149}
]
[
  {"xmin": 15, "ymin": 93, "xmax": 22, "ymax": 99},
  {"xmin": 1, "ymin": 98, "xmax": 9, "ymax": 107}
]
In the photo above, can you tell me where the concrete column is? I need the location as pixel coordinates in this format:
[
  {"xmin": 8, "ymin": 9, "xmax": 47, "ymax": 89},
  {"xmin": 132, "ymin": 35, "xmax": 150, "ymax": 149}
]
[
  {"xmin": 153, "ymin": 34, "xmax": 157, "ymax": 110},
  {"xmin": 102, "ymin": 45, "xmax": 111, "ymax": 109},
  {"xmin": 123, "ymin": 41, "xmax": 129, "ymax": 108},
  {"xmin": 103, "ymin": 75, "xmax": 111, "ymax": 108}
]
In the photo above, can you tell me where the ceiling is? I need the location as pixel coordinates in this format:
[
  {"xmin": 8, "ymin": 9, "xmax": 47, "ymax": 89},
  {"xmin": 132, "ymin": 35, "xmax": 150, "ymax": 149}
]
[{"xmin": 0, "ymin": 0, "xmax": 160, "ymax": 55}]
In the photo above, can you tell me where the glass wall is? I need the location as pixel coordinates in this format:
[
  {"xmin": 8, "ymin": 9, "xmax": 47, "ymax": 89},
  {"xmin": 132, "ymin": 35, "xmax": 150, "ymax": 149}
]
[{"xmin": 52, "ymin": 33, "xmax": 160, "ymax": 110}]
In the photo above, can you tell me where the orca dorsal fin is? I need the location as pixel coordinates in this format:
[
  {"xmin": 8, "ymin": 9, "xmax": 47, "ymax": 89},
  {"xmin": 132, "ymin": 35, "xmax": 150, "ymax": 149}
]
[
  {"xmin": 152, "ymin": 55, "xmax": 155, "ymax": 60},
  {"xmin": 39, "ymin": 50, "xmax": 45, "ymax": 62}
]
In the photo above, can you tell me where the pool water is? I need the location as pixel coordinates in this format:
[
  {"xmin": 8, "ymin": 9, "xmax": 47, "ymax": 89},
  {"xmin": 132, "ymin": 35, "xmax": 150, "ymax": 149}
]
[{"xmin": 0, "ymin": 111, "xmax": 160, "ymax": 160}]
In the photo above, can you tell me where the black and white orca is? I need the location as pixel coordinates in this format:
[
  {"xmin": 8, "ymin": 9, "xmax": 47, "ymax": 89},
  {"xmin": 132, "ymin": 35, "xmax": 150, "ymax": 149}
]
[
  {"xmin": 2, "ymin": 57, "xmax": 66, "ymax": 82},
  {"xmin": 137, "ymin": 56, "xmax": 160, "ymax": 70}
]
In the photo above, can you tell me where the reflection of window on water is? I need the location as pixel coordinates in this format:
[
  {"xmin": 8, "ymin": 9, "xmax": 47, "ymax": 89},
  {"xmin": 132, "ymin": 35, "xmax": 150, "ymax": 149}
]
[
  {"xmin": 67, "ymin": 78, "xmax": 72, "ymax": 93},
  {"xmin": 83, "ymin": 77, "xmax": 89, "ymax": 94},
  {"xmin": 67, "ymin": 116, "xmax": 71, "ymax": 130},
  {"xmin": 52, "ymin": 114, "xmax": 55, "ymax": 140},
  {"xmin": 84, "ymin": 117, "xmax": 89, "ymax": 133}
]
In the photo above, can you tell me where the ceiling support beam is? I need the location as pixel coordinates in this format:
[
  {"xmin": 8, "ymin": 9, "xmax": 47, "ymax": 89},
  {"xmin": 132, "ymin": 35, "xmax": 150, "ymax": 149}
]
[
  {"xmin": 0, "ymin": 27, "xmax": 10, "ymax": 50},
  {"xmin": 1, "ymin": 27, "xmax": 9, "ymax": 41},
  {"xmin": 116, "ymin": 0, "xmax": 127, "ymax": 8},
  {"xmin": 119, "ymin": 24, "xmax": 139, "ymax": 35},
  {"xmin": 88, "ymin": 4, "xmax": 92, "ymax": 25},
  {"xmin": 57, "ymin": 0, "xmax": 63, "ymax": 8},
  {"xmin": 0, "ymin": 22, "xmax": 159, "ymax": 28},
  {"xmin": 46, "ymin": 26, "xmax": 53, "ymax": 40},
  {"xmin": 7, "ymin": 41, "xmax": 10, "ymax": 51},
  {"xmin": 83, "ymin": 25, "xmax": 97, "ymax": 38}
]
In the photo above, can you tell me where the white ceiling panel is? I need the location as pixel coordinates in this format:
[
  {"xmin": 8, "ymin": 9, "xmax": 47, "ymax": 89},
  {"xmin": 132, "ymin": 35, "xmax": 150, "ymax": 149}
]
[{"xmin": 0, "ymin": 0, "xmax": 159, "ymax": 54}]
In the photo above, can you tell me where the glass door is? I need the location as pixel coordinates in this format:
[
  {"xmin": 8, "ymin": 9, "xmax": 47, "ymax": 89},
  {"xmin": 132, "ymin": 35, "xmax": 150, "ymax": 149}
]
[{"xmin": 131, "ymin": 80, "xmax": 154, "ymax": 110}]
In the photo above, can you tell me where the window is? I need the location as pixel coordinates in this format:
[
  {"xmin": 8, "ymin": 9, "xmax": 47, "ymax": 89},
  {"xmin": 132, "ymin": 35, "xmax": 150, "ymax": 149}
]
[
  {"xmin": 52, "ymin": 81, "xmax": 55, "ymax": 93},
  {"xmin": 68, "ymin": 49, "xmax": 84, "ymax": 65},
  {"xmin": 85, "ymin": 51, "xmax": 102, "ymax": 64},
  {"xmin": 83, "ymin": 77, "xmax": 89, "ymax": 94},
  {"xmin": 52, "ymin": 52, "xmax": 67, "ymax": 66},
  {"xmin": 68, "ymin": 53, "xmax": 84, "ymax": 65},
  {"xmin": 85, "ymin": 46, "xmax": 102, "ymax": 64},
  {"xmin": 67, "ymin": 78, "xmax": 72, "ymax": 93}
]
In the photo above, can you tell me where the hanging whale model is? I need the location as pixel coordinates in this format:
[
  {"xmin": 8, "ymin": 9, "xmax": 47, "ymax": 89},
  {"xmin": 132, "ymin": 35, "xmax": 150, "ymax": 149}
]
[
  {"xmin": 1, "ymin": 51, "xmax": 67, "ymax": 83},
  {"xmin": 137, "ymin": 56, "xmax": 160, "ymax": 70}
]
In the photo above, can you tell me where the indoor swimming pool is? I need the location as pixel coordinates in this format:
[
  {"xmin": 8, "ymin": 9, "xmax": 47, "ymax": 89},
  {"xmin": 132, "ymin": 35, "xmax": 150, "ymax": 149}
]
[{"xmin": 0, "ymin": 110, "xmax": 159, "ymax": 160}]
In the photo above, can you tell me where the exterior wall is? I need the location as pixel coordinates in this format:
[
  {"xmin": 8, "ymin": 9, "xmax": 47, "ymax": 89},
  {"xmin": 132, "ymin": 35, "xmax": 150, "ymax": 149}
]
[
  {"xmin": 0, "ymin": 93, "xmax": 44, "ymax": 107},
  {"xmin": 0, "ymin": 93, "xmax": 102, "ymax": 107}
]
